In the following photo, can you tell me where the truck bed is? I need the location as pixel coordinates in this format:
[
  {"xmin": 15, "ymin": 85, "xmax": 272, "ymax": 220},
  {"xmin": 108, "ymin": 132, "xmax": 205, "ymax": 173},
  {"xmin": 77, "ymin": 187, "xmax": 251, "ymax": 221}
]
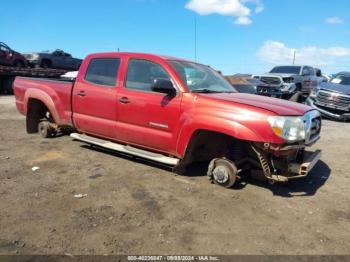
[
  {"xmin": 14, "ymin": 76, "xmax": 74, "ymax": 126},
  {"xmin": 0, "ymin": 65, "xmax": 68, "ymax": 77},
  {"xmin": 0, "ymin": 65, "xmax": 70, "ymax": 94}
]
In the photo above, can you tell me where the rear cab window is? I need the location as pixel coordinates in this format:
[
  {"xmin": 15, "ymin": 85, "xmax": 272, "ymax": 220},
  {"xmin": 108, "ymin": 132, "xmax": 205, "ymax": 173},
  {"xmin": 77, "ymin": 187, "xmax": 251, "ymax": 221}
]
[
  {"xmin": 270, "ymin": 66, "xmax": 302, "ymax": 75},
  {"xmin": 84, "ymin": 58, "xmax": 121, "ymax": 87}
]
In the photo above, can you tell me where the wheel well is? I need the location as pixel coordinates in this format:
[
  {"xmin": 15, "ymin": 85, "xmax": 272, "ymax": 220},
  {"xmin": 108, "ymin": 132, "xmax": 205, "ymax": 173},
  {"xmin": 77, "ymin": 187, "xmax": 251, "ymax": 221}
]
[
  {"xmin": 26, "ymin": 99, "xmax": 52, "ymax": 133},
  {"xmin": 181, "ymin": 130, "xmax": 248, "ymax": 165}
]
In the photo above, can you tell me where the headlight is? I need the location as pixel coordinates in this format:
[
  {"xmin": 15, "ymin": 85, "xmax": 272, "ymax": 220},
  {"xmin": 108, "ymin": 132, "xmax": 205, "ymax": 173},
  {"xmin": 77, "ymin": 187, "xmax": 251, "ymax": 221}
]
[{"xmin": 267, "ymin": 116, "xmax": 305, "ymax": 142}]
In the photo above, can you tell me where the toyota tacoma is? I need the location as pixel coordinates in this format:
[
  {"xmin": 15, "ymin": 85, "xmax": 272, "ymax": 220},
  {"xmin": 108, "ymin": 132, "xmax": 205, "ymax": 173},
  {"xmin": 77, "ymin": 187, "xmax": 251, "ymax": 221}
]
[
  {"xmin": 14, "ymin": 52, "xmax": 322, "ymax": 188},
  {"xmin": 253, "ymin": 65, "xmax": 319, "ymax": 102}
]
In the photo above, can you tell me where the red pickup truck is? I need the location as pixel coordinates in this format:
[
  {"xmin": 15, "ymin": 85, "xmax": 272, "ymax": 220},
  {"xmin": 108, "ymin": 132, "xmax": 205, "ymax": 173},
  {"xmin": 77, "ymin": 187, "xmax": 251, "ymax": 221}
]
[{"xmin": 14, "ymin": 52, "xmax": 322, "ymax": 188}]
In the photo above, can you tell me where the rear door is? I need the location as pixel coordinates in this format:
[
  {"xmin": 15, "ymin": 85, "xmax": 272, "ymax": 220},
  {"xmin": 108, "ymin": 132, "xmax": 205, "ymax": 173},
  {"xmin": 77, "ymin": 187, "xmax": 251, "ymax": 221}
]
[
  {"xmin": 116, "ymin": 58, "xmax": 182, "ymax": 154},
  {"xmin": 72, "ymin": 57, "xmax": 121, "ymax": 139}
]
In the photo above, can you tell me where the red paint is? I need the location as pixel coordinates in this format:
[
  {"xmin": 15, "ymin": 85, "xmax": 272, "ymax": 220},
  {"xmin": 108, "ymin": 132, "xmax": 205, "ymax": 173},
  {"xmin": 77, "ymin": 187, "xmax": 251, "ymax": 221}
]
[{"xmin": 14, "ymin": 52, "xmax": 314, "ymax": 158}]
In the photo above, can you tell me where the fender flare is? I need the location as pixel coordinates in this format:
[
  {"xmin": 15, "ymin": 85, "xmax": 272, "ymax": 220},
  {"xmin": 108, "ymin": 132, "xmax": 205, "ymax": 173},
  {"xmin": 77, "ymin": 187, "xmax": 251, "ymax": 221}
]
[
  {"xmin": 176, "ymin": 117, "xmax": 264, "ymax": 157},
  {"xmin": 24, "ymin": 88, "xmax": 62, "ymax": 124}
]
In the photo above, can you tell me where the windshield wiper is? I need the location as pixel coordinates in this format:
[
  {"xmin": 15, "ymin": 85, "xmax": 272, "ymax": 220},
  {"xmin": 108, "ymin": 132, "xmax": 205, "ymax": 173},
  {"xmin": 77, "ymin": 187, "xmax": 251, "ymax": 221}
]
[{"xmin": 191, "ymin": 89, "xmax": 234, "ymax": 93}]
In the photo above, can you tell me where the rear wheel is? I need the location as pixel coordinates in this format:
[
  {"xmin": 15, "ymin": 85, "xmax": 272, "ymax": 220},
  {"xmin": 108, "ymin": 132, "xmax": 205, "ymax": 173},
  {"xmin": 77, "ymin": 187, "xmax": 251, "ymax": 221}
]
[
  {"xmin": 207, "ymin": 158, "xmax": 238, "ymax": 188},
  {"xmin": 38, "ymin": 121, "xmax": 57, "ymax": 138}
]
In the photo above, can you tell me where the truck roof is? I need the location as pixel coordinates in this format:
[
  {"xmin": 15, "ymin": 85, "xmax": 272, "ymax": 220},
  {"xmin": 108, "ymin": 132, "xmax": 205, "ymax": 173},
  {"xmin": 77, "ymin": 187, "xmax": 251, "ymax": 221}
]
[
  {"xmin": 273, "ymin": 65, "xmax": 311, "ymax": 67},
  {"xmin": 87, "ymin": 52, "xmax": 194, "ymax": 63}
]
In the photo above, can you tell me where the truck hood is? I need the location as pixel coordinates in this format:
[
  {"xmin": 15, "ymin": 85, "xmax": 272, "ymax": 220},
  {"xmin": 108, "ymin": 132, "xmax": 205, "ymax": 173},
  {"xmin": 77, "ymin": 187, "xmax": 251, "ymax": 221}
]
[
  {"xmin": 319, "ymin": 82, "xmax": 350, "ymax": 95},
  {"xmin": 199, "ymin": 93, "xmax": 312, "ymax": 116},
  {"xmin": 267, "ymin": 73, "xmax": 296, "ymax": 78}
]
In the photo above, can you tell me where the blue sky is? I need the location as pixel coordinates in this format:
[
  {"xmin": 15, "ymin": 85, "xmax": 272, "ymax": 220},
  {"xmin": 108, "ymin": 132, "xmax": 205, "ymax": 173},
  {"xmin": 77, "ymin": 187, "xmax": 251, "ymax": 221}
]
[{"xmin": 1, "ymin": 0, "xmax": 349, "ymax": 74}]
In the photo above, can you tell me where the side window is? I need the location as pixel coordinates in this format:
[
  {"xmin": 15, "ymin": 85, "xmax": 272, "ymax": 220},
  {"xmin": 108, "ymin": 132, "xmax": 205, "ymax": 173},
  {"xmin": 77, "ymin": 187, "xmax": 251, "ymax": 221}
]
[
  {"xmin": 302, "ymin": 67, "xmax": 310, "ymax": 76},
  {"xmin": 126, "ymin": 59, "xmax": 171, "ymax": 92},
  {"xmin": 308, "ymin": 67, "xmax": 315, "ymax": 76},
  {"xmin": 84, "ymin": 58, "xmax": 121, "ymax": 87}
]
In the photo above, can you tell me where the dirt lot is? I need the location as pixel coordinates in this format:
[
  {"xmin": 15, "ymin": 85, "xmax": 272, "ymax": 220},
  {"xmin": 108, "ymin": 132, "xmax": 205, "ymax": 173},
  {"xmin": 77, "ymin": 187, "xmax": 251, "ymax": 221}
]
[{"xmin": 0, "ymin": 95, "xmax": 349, "ymax": 255}]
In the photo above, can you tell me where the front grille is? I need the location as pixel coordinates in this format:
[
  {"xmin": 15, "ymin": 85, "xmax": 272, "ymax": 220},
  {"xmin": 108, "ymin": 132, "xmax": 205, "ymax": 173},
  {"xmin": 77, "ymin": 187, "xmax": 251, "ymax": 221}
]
[
  {"xmin": 309, "ymin": 116, "xmax": 321, "ymax": 142},
  {"xmin": 282, "ymin": 77, "xmax": 293, "ymax": 83},
  {"xmin": 256, "ymin": 86, "xmax": 280, "ymax": 94},
  {"xmin": 260, "ymin": 77, "xmax": 281, "ymax": 85},
  {"xmin": 304, "ymin": 111, "xmax": 321, "ymax": 144},
  {"xmin": 315, "ymin": 90, "xmax": 350, "ymax": 110}
]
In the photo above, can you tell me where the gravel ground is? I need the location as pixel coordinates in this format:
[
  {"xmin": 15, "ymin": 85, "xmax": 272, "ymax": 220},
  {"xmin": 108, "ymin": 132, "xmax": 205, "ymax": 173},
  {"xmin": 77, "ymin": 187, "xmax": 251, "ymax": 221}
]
[{"xmin": 0, "ymin": 95, "xmax": 349, "ymax": 255}]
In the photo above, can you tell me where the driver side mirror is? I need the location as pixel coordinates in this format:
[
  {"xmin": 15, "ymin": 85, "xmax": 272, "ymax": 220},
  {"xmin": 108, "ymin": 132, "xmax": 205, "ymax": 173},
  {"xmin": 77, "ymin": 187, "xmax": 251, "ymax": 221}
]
[{"xmin": 152, "ymin": 79, "xmax": 176, "ymax": 96}]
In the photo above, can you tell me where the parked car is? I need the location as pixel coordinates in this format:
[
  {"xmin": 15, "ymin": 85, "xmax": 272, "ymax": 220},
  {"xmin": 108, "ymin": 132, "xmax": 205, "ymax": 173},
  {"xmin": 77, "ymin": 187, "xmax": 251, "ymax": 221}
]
[
  {"xmin": 225, "ymin": 75, "xmax": 283, "ymax": 98},
  {"xmin": 306, "ymin": 72, "xmax": 350, "ymax": 121},
  {"xmin": 14, "ymin": 52, "xmax": 322, "ymax": 188},
  {"xmin": 0, "ymin": 42, "xmax": 27, "ymax": 67},
  {"xmin": 24, "ymin": 49, "xmax": 82, "ymax": 70},
  {"xmin": 253, "ymin": 65, "xmax": 319, "ymax": 102}
]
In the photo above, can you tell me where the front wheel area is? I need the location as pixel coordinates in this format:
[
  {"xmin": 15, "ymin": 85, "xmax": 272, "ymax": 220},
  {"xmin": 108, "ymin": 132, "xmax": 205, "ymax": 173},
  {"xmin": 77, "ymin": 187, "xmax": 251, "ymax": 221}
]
[
  {"xmin": 38, "ymin": 121, "xmax": 57, "ymax": 138},
  {"xmin": 207, "ymin": 158, "xmax": 238, "ymax": 188}
]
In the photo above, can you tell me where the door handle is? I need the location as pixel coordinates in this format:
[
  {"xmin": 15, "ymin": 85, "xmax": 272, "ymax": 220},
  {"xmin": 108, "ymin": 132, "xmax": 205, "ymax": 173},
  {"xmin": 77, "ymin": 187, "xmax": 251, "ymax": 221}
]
[
  {"xmin": 77, "ymin": 91, "xmax": 86, "ymax": 97},
  {"xmin": 119, "ymin": 97, "xmax": 130, "ymax": 104}
]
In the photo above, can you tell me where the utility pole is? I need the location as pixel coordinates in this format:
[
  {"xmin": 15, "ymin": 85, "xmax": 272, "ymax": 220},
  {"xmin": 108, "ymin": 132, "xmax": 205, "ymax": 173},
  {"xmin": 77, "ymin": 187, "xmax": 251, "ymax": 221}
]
[
  {"xmin": 292, "ymin": 50, "xmax": 296, "ymax": 64},
  {"xmin": 194, "ymin": 17, "xmax": 197, "ymax": 62}
]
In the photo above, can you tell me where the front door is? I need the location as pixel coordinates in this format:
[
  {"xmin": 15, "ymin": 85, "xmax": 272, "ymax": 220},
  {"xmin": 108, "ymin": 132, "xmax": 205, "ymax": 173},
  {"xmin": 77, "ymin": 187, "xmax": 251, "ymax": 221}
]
[
  {"xmin": 72, "ymin": 57, "xmax": 121, "ymax": 139},
  {"xmin": 116, "ymin": 58, "xmax": 182, "ymax": 155}
]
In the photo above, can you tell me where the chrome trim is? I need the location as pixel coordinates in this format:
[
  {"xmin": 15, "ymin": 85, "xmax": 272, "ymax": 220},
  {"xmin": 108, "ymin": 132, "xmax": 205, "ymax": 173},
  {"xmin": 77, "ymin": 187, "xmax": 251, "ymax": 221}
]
[{"xmin": 302, "ymin": 110, "xmax": 321, "ymax": 145}]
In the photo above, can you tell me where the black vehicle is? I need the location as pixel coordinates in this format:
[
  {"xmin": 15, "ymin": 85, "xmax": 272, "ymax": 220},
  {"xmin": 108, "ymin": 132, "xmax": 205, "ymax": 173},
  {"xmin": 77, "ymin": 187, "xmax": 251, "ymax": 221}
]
[
  {"xmin": 306, "ymin": 72, "xmax": 350, "ymax": 121},
  {"xmin": 225, "ymin": 76, "xmax": 283, "ymax": 98}
]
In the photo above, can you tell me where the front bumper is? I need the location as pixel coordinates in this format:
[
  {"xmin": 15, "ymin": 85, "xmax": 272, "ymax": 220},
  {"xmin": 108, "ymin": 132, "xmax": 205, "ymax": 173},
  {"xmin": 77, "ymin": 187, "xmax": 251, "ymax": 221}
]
[
  {"xmin": 251, "ymin": 143, "xmax": 321, "ymax": 182},
  {"xmin": 285, "ymin": 150, "xmax": 321, "ymax": 179},
  {"xmin": 306, "ymin": 97, "xmax": 350, "ymax": 121},
  {"xmin": 256, "ymin": 87, "xmax": 283, "ymax": 98},
  {"xmin": 269, "ymin": 150, "xmax": 321, "ymax": 182}
]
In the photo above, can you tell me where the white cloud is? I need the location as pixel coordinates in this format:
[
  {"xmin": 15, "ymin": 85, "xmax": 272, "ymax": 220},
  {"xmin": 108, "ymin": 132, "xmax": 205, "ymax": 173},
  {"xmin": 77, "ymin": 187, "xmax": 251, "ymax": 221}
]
[
  {"xmin": 257, "ymin": 40, "xmax": 350, "ymax": 66},
  {"xmin": 185, "ymin": 0, "xmax": 263, "ymax": 26},
  {"xmin": 242, "ymin": 0, "xmax": 264, "ymax": 13},
  {"xmin": 325, "ymin": 16, "xmax": 344, "ymax": 24},
  {"xmin": 235, "ymin": 16, "xmax": 252, "ymax": 25}
]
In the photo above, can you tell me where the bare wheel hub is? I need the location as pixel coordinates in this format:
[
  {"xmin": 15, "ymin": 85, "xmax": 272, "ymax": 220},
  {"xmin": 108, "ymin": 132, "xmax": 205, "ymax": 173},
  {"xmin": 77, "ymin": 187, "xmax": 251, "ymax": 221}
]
[{"xmin": 213, "ymin": 165, "xmax": 229, "ymax": 184}]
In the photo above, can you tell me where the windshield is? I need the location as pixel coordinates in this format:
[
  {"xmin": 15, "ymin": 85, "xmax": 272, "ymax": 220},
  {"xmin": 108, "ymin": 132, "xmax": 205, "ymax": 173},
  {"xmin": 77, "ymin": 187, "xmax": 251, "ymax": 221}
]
[
  {"xmin": 270, "ymin": 66, "xmax": 301, "ymax": 74},
  {"xmin": 169, "ymin": 60, "xmax": 236, "ymax": 93},
  {"xmin": 247, "ymin": 78, "xmax": 263, "ymax": 85},
  {"xmin": 331, "ymin": 76, "xmax": 350, "ymax": 86}
]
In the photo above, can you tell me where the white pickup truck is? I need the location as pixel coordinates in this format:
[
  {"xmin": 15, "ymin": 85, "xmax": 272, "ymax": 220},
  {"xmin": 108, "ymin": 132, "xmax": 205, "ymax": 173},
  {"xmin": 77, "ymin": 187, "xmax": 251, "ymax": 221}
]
[{"xmin": 253, "ymin": 65, "xmax": 319, "ymax": 102}]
